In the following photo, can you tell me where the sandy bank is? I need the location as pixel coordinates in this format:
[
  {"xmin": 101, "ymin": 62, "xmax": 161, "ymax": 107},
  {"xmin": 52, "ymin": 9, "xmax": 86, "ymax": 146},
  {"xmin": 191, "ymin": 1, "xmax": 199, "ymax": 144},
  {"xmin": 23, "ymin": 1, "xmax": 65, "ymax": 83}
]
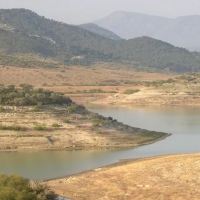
[{"xmin": 47, "ymin": 153, "xmax": 200, "ymax": 200}]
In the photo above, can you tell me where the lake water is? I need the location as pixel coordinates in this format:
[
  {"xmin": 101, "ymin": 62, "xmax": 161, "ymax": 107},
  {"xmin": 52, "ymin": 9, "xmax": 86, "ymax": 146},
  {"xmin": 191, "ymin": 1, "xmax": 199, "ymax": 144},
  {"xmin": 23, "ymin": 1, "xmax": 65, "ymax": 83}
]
[{"xmin": 0, "ymin": 105, "xmax": 200, "ymax": 181}]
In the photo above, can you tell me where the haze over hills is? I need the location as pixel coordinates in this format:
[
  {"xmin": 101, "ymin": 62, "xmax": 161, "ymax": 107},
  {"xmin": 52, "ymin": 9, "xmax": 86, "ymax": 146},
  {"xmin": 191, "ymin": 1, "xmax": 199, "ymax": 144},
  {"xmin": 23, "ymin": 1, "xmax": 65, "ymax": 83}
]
[
  {"xmin": 94, "ymin": 11, "xmax": 200, "ymax": 51},
  {"xmin": 78, "ymin": 23, "xmax": 121, "ymax": 40},
  {"xmin": 1, "ymin": 9, "xmax": 200, "ymax": 73}
]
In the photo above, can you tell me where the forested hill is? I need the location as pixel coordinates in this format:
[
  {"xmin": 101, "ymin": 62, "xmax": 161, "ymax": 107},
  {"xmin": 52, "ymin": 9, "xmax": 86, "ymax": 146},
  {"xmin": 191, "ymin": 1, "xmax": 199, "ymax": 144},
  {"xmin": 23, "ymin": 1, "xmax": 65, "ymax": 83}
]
[
  {"xmin": 0, "ymin": 8, "xmax": 116, "ymax": 65},
  {"xmin": 116, "ymin": 37, "xmax": 200, "ymax": 73},
  {"xmin": 78, "ymin": 23, "xmax": 121, "ymax": 40},
  {"xmin": 0, "ymin": 9, "xmax": 200, "ymax": 73}
]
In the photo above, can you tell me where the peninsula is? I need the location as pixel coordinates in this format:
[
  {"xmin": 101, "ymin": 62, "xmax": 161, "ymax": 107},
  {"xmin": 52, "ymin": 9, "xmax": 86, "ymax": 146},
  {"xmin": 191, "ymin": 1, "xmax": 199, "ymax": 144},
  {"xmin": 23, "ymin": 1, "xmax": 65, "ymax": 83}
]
[{"xmin": 0, "ymin": 84, "xmax": 169, "ymax": 151}]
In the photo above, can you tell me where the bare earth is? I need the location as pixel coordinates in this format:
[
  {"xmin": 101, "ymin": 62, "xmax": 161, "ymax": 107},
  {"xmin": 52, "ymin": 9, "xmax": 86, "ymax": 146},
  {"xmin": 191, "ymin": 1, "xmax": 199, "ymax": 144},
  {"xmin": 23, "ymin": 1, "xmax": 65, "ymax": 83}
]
[
  {"xmin": 0, "ymin": 64, "xmax": 174, "ymax": 86},
  {"xmin": 47, "ymin": 153, "xmax": 200, "ymax": 200},
  {"xmin": 0, "ymin": 106, "xmax": 168, "ymax": 150},
  {"xmin": 93, "ymin": 86, "xmax": 200, "ymax": 106},
  {"xmin": 2, "ymin": 64, "xmax": 200, "ymax": 106}
]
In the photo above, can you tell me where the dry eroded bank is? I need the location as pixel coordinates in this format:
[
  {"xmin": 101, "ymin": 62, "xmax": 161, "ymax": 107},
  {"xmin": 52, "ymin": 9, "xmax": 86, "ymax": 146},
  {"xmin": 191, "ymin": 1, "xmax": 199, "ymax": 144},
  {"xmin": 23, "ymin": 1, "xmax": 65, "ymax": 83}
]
[
  {"xmin": 47, "ymin": 153, "xmax": 200, "ymax": 200},
  {"xmin": 0, "ymin": 105, "xmax": 169, "ymax": 150}
]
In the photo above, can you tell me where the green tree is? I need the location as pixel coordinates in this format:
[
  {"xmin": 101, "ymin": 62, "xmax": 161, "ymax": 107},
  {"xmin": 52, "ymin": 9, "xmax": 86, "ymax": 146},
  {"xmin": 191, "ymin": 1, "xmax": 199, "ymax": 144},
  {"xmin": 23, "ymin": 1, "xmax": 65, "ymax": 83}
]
[{"xmin": 0, "ymin": 174, "xmax": 57, "ymax": 200}]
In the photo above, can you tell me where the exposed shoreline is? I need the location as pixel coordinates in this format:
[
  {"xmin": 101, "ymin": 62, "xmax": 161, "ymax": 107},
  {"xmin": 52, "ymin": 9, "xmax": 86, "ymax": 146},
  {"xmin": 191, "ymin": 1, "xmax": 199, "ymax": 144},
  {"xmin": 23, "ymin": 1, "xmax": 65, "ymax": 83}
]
[
  {"xmin": 38, "ymin": 132, "xmax": 170, "ymax": 182},
  {"xmin": 47, "ymin": 153, "xmax": 200, "ymax": 200},
  {"xmin": 0, "ymin": 132, "xmax": 171, "ymax": 152},
  {"xmin": 0, "ymin": 104, "xmax": 170, "ymax": 152}
]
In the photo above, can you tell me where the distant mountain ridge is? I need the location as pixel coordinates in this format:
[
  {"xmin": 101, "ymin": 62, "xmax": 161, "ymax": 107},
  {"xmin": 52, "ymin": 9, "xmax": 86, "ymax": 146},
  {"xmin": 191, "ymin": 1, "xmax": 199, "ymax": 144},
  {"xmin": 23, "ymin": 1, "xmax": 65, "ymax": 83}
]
[
  {"xmin": 78, "ymin": 23, "xmax": 121, "ymax": 40},
  {"xmin": 94, "ymin": 11, "xmax": 200, "ymax": 51},
  {"xmin": 1, "ymin": 9, "xmax": 200, "ymax": 73}
]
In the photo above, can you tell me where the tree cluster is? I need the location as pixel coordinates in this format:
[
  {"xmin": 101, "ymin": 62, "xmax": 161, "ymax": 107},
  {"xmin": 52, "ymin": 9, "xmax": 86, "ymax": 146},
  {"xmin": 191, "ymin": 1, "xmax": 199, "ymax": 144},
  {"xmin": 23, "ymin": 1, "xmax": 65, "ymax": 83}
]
[
  {"xmin": 0, "ymin": 84, "xmax": 72, "ymax": 106},
  {"xmin": 0, "ymin": 174, "xmax": 57, "ymax": 200}
]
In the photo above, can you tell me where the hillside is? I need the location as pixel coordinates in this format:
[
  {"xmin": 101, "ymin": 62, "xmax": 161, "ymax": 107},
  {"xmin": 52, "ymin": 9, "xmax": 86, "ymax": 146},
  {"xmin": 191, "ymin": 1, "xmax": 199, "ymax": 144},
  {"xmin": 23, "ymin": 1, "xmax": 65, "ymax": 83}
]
[
  {"xmin": 0, "ymin": 9, "xmax": 116, "ymax": 65},
  {"xmin": 1, "ymin": 9, "xmax": 200, "ymax": 72},
  {"xmin": 94, "ymin": 11, "xmax": 200, "ymax": 51},
  {"xmin": 78, "ymin": 23, "xmax": 121, "ymax": 40},
  {"xmin": 113, "ymin": 37, "xmax": 200, "ymax": 72},
  {"xmin": 0, "ymin": 28, "xmax": 72, "ymax": 59}
]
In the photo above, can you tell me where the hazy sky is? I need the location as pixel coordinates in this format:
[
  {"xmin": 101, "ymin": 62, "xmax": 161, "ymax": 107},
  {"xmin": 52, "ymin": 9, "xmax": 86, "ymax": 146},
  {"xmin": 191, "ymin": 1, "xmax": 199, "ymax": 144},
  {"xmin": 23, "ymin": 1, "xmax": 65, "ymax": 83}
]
[{"xmin": 1, "ymin": 0, "xmax": 200, "ymax": 24}]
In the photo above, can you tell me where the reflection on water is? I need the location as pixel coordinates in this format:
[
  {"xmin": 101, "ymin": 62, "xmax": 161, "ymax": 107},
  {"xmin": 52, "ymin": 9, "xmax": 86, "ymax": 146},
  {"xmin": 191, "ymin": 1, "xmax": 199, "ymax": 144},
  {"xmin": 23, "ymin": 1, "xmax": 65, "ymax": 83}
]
[
  {"xmin": 88, "ymin": 105, "xmax": 200, "ymax": 134},
  {"xmin": 1, "ymin": 105, "xmax": 200, "ymax": 180},
  {"xmin": 0, "ymin": 149, "xmax": 127, "ymax": 180},
  {"xmin": 58, "ymin": 197, "xmax": 70, "ymax": 200}
]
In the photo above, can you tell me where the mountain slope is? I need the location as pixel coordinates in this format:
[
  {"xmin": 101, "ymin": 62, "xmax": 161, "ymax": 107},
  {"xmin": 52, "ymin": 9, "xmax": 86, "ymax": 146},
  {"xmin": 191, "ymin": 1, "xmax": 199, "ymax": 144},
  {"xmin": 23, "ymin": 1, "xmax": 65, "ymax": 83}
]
[
  {"xmin": 94, "ymin": 11, "xmax": 170, "ymax": 40},
  {"xmin": 78, "ymin": 23, "xmax": 121, "ymax": 40},
  {"xmin": 1, "ymin": 9, "xmax": 200, "ymax": 72},
  {"xmin": 0, "ymin": 9, "xmax": 115, "ymax": 59},
  {"xmin": 94, "ymin": 11, "xmax": 200, "ymax": 50},
  {"xmin": 115, "ymin": 37, "xmax": 200, "ymax": 72},
  {"xmin": 0, "ymin": 28, "xmax": 67, "ymax": 57}
]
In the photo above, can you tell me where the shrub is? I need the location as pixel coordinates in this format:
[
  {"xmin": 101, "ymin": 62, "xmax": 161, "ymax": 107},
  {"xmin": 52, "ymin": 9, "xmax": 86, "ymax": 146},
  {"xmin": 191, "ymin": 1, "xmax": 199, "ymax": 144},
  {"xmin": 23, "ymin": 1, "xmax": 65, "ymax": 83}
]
[
  {"xmin": 108, "ymin": 116, "xmax": 113, "ymax": 120},
  {"xmin": 63, "ymin": 119, "xmax": 70, "ymax": 123},
  {"xmin": 0, "ymin": 125, "xmax": 26, "ymax": 131},
  {"xmin": 67, "ymin": 104, "xmax": 77, "ymax": 113},
  {"xmin": 95, "ymin": 131, "xmax": 101, "ymax": 134},
  {"xmin": 0, "ymin": 174, "xmax": 57, "ymax": 200},
  {"xmin": 0, "ymin": 106, "xmax": 5, "ymax": 113},
  {"xmin": 52, "ymin": 123, "xmax": 60, "ymax": 128},
  {"xmin": 32, "ymin": 102, "xmax": 43, "ymax": 112},
  {"xmin": 92, "ymin": 119, "xmax": 102, "ymax": 127},
  {"xmin": 123, "ymin": 89, "xmax": 140, "ymax": 94},
  {"xmin": 33, "ymin": 125, "xmax": 48, "ymax": 131}
]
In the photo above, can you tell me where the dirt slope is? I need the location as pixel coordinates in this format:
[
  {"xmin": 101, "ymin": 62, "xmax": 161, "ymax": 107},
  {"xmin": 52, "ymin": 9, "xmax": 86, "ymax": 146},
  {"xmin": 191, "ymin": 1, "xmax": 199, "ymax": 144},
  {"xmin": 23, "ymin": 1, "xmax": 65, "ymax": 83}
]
[{"xmin": 47, "ymin": 153, "xmax": 200, "ymax": 200}]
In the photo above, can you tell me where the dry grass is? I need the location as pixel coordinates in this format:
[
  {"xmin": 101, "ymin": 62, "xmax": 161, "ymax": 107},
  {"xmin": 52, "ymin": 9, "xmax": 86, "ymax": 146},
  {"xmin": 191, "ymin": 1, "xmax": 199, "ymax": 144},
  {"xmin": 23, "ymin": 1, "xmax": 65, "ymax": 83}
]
[
  {"xmin": 0, "ymin": 64, "xmax": 175, "ymax": 87},
  {"xmin": 0, "ymin": 64, "xmax": 176, "ymax": 105},
  {"xmin": 47, "ymin": 153, "xmax": 200, "ymax": 200},
  {"xmin": 2, "ymin": 64, "xmax": 200, "ymax": 106}
]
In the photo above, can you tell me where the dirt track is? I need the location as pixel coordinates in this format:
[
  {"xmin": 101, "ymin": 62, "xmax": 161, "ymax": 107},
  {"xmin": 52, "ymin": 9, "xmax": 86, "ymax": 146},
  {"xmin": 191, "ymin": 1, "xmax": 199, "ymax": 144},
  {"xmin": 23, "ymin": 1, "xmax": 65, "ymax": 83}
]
[{"xmin": 47, "ymin": 153, "xmax": 200, "ymax": 200}]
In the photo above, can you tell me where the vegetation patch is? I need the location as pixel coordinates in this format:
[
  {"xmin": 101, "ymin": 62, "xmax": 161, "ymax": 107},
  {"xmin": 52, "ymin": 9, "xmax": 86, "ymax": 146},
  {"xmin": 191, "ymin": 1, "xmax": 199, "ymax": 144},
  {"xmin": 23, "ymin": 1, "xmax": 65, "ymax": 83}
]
[
  {"xmin": 95, "ymin": 131, "xmax": 102, "ymax": 134},
  {"xmin": 0, "ymin": 173, "xmax": 57, "ymax": 200},
  {"xmin": 0, "ymin": 84, "xmax": 72, "ymax": 106},
  {"xmin": 135, "ymin": 131, "xmax": 167, "ymax": 144},
  {"xmin": 33, "ymin": 125, "xmax": 48, "ymax": 131},
  {"xmin": 66, "ymin": 88, "xmax": 117, "ymax": 94},
  {"xmin": 32, "ymin": 103, "xmax": 43, "ymax": 112},
  {"xmin": 92, "ymin": 118, "xmax": 102, "ymax": 127},
  {"xmin": 17, "ymin": 134, "xmax": 43, "ymax": 137},
  {"xmin": 63, "ymin": 119, "xmax": 70, "ymax": 123},
  {"xmin": 0, "ymin": 106, "xmax": 5, "ymax": 113},
  {"xmin": 91, "ymin": 116, "xmax": 113, "ymax": 127},
  {"xmin": 0, "ymin": 125, "xmax": 26, "ymax": 131},
  {"xmin": 123, "ymin": 89, "xmax": 140, "ymax": 94},
  {"xmin": 66, "ymin": 104, "xmax": 78, "ymax": 113},
  {"xmin": 52, "ymin": 123, "xmax": 60, "ymax": 128}
]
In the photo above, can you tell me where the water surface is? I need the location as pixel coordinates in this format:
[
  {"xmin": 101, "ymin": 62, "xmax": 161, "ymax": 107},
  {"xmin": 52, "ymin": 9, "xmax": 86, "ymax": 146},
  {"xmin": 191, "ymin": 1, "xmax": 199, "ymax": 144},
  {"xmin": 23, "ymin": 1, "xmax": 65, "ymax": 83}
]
[{"xmin": 0, "ymin": 105, "xmax": 200, "ymax": 180}]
